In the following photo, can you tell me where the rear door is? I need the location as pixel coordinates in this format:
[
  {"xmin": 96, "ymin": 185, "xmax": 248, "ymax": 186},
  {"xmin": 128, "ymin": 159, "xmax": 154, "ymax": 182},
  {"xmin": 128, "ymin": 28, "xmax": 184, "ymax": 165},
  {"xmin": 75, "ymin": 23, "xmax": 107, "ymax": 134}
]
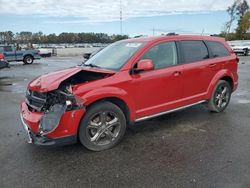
[
  {"xmin": 179, "ymin": 40, "xmax": 217, "ymax": 102},
  {"xmin": 205, "ymin": 41, "xmax": 231, "ymax": 69}
]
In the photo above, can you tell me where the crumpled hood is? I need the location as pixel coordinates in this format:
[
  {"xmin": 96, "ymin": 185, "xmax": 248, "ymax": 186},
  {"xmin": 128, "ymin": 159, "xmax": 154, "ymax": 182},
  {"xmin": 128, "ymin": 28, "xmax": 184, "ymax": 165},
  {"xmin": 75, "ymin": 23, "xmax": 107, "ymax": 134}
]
[{"xmin": 28, "ymin": 67, "xmax": 115, "ymax": 92}]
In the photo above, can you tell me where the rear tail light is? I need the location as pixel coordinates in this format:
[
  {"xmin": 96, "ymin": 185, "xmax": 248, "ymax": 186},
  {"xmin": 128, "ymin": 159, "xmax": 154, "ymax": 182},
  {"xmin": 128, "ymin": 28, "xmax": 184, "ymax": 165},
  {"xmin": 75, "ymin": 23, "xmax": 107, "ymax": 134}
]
[{"xmin": 236, "ymin": 56, "xmax": 240, "ymax": 63}]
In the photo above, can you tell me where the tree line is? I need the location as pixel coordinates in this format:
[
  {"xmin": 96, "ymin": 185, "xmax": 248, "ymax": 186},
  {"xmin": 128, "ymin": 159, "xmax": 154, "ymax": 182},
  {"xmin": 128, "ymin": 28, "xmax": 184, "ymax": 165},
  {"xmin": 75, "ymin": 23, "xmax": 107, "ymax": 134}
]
[
  {"xmin": 0, "ymin": 31, "xmax": 129, "ymax": 44},
  {"xmin": 0, "ymin": 0, "xmax": 249, "ymax": 44},
  {"xmin": 221, "ymin": 0, "xmax": 250, "ymax": 40}
]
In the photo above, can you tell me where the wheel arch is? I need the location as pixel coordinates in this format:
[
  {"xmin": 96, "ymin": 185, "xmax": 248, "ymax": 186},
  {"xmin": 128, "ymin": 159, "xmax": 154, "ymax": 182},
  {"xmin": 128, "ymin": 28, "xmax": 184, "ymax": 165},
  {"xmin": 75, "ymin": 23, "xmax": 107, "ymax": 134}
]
[
  {"xmin": 78, "ymin": 86, "xmax": 136, "ymax": 123},
  {"xmin": 23, "ymin": 54, "xmax": 34, "ymax": 60},
  {"xmin": 85, "ymin": 97, "xmax": 132, "ymax": 125},
  {"xmin": 220, "ymin": 76, "xmax": 233, "ymax": 90},
  {"xmin": 206, "ymin": 70, "xmax": 234, "ymax": 99}
]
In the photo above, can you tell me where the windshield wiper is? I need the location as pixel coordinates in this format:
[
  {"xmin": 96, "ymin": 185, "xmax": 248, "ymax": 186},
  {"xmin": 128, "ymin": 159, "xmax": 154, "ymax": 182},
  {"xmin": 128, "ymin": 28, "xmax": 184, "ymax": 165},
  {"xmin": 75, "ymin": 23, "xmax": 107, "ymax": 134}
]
[{"xmin": 82, "ymin": 63, "xmax": 101, "ymax": 68}]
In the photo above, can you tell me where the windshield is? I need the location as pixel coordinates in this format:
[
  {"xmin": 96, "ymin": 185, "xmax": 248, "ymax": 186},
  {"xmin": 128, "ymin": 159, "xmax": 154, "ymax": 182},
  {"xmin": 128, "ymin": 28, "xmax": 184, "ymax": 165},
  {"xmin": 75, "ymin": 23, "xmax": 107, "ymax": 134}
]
[{"xmin": 83, "ymin": 41, "xmax": 145, "ymax": 71}]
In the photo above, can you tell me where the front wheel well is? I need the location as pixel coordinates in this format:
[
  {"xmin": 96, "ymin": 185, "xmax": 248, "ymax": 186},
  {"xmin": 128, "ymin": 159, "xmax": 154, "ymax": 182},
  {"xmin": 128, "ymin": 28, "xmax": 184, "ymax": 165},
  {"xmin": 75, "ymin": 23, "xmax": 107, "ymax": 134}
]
[
  {"xmin": 85, "ymin": 97, "xmax": 131, "ymax": 125},
  {"xmin": 220, "ymin": 76, "xmax": 233, "ymax": 90},
  {"xmin": 23, "ymin": 55, "xmax": 34, "ymax": 60}
]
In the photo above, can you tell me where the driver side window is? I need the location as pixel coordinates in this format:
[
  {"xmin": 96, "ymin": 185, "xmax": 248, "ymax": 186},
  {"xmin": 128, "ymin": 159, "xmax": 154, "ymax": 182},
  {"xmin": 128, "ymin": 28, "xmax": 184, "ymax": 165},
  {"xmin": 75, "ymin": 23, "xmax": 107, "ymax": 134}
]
[{"xmin": 141, "ymin": 42, "xmax": 177, "ymax": 69}]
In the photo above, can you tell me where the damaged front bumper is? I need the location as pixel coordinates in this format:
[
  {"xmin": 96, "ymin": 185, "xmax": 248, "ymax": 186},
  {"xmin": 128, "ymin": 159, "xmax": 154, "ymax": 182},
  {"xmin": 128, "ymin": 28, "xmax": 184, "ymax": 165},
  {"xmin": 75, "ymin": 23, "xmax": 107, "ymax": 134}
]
[
  {"xmin": 20, "ymin": 113, "xmax": 77, "ymax": 145},
  {"xmin": 20, "ymin": 101, "xmax": 85, "ymax": 146}
]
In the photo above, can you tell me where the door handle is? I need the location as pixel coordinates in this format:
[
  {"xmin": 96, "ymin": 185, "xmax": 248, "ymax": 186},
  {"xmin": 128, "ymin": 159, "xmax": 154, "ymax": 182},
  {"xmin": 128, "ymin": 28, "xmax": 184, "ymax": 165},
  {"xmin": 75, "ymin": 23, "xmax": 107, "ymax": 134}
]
[
  {"xmin": 173, "ymin": 71, "xmax": 182, "ymax": 77},
  {"xmin": 208, "ymin": 63, "xmax": 216, "ymax": 68}
]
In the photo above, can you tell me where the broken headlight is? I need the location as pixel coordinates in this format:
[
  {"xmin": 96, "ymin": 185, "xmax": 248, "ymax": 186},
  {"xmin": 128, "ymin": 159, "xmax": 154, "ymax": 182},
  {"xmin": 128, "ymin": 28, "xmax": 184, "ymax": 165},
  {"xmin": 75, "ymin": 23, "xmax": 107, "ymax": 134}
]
[
  {"xmin": 39, "ymin": 104, "xmax": 67, "ymax": 135},
  {"xmin": 38, "ymin": 86, "xmax": 85, "ymax": 135}
]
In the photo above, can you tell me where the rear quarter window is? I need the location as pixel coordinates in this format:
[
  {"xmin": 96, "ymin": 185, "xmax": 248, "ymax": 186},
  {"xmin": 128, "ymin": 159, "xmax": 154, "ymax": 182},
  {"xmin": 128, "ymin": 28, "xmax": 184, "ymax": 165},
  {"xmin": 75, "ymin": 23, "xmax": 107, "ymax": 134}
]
[{"xmin": 206, "ymin": 41, "xmax": 229, "ymax": 58}]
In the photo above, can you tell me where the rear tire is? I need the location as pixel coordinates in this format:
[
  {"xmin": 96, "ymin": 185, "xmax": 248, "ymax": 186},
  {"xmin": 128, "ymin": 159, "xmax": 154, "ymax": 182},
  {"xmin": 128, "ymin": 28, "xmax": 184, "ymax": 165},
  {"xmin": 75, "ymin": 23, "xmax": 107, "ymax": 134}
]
[
  {"xmin": 23, "ymin": 55, "xmax": 34, "ymax": 64},
  {"xmin": 207, "ymin": 80, "xmax": 232, "ymax": 113},
  {"xmin": 79, "ymin": 101, "xmax": 127, "ymax": 151}
]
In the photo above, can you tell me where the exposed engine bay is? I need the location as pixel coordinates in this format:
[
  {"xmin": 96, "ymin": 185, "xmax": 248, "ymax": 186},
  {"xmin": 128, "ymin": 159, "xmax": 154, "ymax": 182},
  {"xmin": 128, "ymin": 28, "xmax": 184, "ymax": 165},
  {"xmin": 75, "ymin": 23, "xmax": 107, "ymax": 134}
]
[{"xmin": 25, "ymin": 70, "xmax": 112, "ymax": 135}]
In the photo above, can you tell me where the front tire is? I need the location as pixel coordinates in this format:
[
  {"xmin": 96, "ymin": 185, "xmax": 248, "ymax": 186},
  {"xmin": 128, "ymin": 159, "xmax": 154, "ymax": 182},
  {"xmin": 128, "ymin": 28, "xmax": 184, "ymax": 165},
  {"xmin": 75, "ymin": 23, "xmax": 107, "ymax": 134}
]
[
  {"xmin": 207, "ymin": 80, "xmax": 232, "ymax": 113},
  {"xmin": 23, "ymin": 55, "xmax": 34, "ymax": 64},
  {"xmin": 79, "ymin": 101, "xmax": 127, "ymax": 151}
]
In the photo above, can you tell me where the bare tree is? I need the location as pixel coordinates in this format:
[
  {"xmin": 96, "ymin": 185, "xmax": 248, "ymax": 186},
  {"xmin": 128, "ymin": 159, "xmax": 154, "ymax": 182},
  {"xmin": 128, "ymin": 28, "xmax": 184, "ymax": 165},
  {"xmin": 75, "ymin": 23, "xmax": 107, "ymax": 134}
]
[
  {"xmin": 236, "ymin": 0, "xmax": 249, "ymax": 18},
  {"xmin": 225, "ymin": 0, "xmax": 240, "ymax": 35}
]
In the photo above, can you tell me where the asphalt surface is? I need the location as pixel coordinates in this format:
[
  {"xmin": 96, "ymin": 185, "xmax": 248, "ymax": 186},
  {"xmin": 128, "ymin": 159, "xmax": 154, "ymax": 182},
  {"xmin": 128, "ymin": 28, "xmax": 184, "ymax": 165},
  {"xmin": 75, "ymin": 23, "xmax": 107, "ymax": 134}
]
[{"xmin": 0, "ymin": 56, "xmax": 250, "ymax": 188}]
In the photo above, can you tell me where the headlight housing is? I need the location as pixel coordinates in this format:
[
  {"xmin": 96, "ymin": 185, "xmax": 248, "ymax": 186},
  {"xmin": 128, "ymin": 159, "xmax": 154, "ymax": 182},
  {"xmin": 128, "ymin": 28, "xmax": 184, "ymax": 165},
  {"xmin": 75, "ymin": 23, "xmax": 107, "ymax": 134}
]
[{"xmin": 38, "ymin": 85, "xmax": 85, "ymax": 135}]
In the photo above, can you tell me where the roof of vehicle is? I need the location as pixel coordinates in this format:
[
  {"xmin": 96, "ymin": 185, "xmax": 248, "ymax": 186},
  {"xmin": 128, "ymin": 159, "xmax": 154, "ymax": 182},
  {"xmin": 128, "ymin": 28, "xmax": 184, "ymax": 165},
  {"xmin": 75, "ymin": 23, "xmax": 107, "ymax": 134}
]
[
  {"xmin": 0, "ymin": 45, "xmax": 13, "ymax": 47},
  {"xmin": 124, "ymin": 35, "xmax": 226, "ymax": 43}
]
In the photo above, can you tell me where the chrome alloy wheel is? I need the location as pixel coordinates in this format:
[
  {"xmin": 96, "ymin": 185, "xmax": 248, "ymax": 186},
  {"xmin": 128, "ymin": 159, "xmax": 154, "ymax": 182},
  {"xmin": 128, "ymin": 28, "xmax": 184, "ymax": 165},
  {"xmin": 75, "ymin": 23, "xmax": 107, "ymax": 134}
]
[
  {"xmin": 214, "ymin": 85, "xmax": 230, "ymax": 109},
  {"xmin": 26, "ymin": 57, "xmax": 33, "ymax": 64},
  {"xmin": 86, "ymin": 111, "xmax": 121, "ymax": 146}
]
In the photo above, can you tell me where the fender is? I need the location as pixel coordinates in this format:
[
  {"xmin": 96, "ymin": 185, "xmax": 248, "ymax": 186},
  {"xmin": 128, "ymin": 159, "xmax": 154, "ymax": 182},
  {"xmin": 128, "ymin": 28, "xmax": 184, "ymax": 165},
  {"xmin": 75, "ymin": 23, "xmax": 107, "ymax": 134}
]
[
  {"xmin": 206, "ymin": 69, "xmax": 235, "ymax": 99},
  {"xmin": 80, "ymin": 86, "xmax": 136, "ymax": 121},
  {"xmin": 22, "ymin": 52, "xmax": 34, "ymax": 58}
]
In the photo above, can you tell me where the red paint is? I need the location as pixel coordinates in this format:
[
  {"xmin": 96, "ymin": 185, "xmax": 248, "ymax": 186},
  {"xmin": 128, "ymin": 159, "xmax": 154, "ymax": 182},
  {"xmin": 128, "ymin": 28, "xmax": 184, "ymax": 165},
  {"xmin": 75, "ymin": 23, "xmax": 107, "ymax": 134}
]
[
  {"xmin": 28, "ymin": 67, "xmax": 115, "ymax": 92},
  {"xmin": 21, "ymin": 35, "xmax": 238, "ymax": 140},
  {"xmin": 0, "ymin": 53, "xmax": 4, "ymax": 59},
  {"xmin": 136, "ymin": 59, "xmax": 154, "ymax": 71},
  {"xmin": 21, "ymin": 101, "xmax": 85, "ymax": 138}
]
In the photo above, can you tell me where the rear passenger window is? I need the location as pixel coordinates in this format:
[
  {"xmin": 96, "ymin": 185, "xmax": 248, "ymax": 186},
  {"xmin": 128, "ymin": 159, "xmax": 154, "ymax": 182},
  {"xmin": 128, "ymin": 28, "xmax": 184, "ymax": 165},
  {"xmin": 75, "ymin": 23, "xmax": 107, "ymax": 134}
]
[
  {"xmin": 180, "ymin": 41, "xmax": 209, "ymax": 63},
  {"xmin": 206, "ymin": 41, "xmax": 229, "ymax": 57}
]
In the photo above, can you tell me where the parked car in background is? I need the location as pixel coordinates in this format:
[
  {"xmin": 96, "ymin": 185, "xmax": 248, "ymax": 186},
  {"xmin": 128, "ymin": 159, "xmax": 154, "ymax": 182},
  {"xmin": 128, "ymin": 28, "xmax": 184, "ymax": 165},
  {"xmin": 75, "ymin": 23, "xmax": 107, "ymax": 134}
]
[
  {"xmin": 83, "ymin": 47, "xmax": 104, "ymax": 61},
  {"xmin": 83, "ymin": 52, "xmax": 92, "ymax": 60},
  {"xmin": 0, "ymin": 45, "xmax": 41, "ymax": 64},
  {"xmin": 20, "ymin": 35, "xmax": 238, "ymax": 151},
  {"xmin": 38, "ymin": 48, "xmax": 52, "ymax": 57},
  {"xmin": 0, "ymin": 52, "xmax": 9, "ymax": 69},
  {"xmin": 231, "ymin": 43, "xmax": 250, "ymax": 56}
]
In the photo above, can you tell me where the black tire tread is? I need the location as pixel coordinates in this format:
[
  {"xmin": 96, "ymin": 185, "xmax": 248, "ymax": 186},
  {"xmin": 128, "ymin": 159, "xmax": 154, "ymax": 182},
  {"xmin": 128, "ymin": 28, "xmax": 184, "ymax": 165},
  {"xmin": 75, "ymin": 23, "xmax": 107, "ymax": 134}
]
[
  {"xmin": 207, "ymin": 80, "xmax": 231, "ymax": 113},
  {"xmin": 23, "ymin": 55, "xmax": 34, "ymax": 64}
]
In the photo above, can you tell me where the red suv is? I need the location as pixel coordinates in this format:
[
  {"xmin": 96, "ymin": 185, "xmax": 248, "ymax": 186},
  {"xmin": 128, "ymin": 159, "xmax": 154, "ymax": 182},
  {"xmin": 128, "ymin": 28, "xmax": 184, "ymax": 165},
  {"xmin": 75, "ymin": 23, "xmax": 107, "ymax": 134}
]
[{"xmin": 20, "ymin": 35, "xmax": 238, "ymax": 151}]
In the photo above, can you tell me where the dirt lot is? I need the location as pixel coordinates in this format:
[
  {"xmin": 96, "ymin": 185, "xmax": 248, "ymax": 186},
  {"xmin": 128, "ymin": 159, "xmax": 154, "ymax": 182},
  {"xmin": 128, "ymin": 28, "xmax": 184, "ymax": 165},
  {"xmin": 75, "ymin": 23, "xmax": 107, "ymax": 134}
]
[{"xmin": 0, "ymin": 56, "xmax": 250, "ymax": 188}]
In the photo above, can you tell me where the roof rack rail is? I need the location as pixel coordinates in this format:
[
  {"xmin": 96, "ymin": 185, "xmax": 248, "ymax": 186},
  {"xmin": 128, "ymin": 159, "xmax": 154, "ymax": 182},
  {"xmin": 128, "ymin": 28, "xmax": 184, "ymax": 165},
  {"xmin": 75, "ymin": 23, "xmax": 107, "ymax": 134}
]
[
  {"xmin": 166, "ymin": 33, "xmax": 178, "ymax": 36},
  {"xmin": 173, "ymin": 32, "xmax": 221, "ymax": 37}
]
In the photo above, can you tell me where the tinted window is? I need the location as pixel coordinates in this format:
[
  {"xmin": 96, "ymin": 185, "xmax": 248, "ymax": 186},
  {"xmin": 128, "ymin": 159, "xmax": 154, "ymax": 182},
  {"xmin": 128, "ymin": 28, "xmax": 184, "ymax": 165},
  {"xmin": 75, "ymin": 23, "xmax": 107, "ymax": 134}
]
[
  {"xmin": 3, "ymin": 46, "xmax": 12, "ymax": 52},
  {"xmin": 180, "ymin": 41, "xmax": 209, "ymax": 63},
  {"xmin": 206, "ymin": 41, "xmax": 229, "ymax": 57},
  {"xmin": 141, "ymin": 42, "xmax": 177, "ymax": 69}
]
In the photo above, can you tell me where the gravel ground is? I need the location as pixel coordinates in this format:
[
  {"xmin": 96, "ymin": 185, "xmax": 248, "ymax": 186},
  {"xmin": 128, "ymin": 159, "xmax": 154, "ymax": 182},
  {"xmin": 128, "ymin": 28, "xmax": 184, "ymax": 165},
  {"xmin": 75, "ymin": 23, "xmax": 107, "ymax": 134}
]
[{"xmin": 0, "ymin": 55, "xmax": 250, "ymax": 188}]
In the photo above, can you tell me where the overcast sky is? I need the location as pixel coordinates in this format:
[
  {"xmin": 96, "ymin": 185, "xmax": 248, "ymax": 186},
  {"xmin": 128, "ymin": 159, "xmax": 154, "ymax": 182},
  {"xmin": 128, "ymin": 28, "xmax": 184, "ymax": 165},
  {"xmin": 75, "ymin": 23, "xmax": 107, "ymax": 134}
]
[{"xmin": 0, "ymin": 0, "xmax": 249, "ymax": 36}]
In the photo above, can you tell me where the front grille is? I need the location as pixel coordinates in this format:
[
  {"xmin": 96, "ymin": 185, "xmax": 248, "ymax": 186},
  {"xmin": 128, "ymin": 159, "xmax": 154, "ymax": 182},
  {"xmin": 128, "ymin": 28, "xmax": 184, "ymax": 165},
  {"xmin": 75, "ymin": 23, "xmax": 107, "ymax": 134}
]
[{"xmin": 26, "ymin": 90, "xmax": 47, "ymax": 111}]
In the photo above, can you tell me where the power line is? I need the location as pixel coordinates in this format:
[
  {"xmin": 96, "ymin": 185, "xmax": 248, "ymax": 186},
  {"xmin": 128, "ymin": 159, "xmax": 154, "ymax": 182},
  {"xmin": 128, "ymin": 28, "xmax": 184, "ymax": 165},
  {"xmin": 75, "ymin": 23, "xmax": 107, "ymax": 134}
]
[{"xmin": 120, "ymin": 0, "xmax": 123, "ymax": 35}]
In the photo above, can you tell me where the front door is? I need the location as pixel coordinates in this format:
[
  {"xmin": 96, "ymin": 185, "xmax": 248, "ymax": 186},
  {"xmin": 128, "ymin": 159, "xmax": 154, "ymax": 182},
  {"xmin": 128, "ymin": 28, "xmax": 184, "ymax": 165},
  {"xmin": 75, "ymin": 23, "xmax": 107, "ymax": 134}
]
[{"xmin": 130, "ymin": 41, "xmax": 183, "ymax": 119}]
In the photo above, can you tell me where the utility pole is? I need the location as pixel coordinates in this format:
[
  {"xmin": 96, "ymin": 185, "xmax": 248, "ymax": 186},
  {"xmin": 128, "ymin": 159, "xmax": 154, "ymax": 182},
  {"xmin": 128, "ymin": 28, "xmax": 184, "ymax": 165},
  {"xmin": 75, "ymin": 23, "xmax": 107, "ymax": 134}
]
[
  {"xmin": 201, "ymin": 28, "xmax": 205, "ymax": 36},
  {"xmin": 120, "ymin": 0, "xmax": 123, "ymax": 35}
]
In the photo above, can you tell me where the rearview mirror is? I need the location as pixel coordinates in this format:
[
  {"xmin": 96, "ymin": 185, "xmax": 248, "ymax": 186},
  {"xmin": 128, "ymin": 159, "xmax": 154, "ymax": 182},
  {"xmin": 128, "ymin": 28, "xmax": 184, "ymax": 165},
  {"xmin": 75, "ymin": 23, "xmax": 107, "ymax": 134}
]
[{"xmin": 135, "ymin": 59, "xmax": 154, "ymax": 72}]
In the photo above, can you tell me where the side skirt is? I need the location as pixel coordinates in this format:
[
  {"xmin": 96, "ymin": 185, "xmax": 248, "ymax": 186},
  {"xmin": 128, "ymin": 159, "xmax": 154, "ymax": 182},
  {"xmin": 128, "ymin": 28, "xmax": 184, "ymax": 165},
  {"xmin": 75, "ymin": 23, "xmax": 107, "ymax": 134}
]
[{"xmin": 135, "ymin": 100, "xmax": 206, "ymax": 122}]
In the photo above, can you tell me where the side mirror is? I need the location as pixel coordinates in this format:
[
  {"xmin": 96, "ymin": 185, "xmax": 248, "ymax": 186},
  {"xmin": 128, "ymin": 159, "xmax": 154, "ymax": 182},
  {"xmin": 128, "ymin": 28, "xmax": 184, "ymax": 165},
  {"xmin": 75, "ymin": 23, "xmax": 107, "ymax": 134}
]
[{"xmin": 135, "ymin": 59, "xmax": 154, "ymax": 72}]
